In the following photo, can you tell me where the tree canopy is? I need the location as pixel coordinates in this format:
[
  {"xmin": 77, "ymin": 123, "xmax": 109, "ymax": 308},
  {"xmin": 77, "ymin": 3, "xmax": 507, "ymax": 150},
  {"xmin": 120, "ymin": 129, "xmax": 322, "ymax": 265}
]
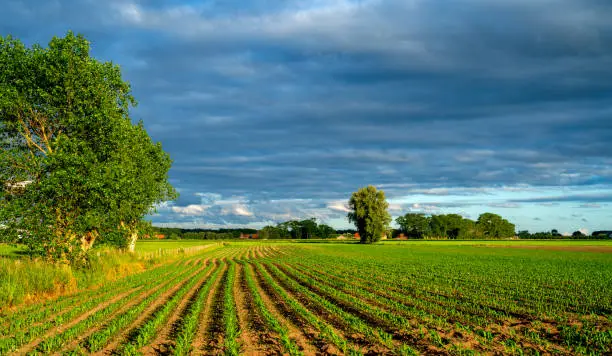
[
  {"xmin": 396, "ymin": 212, "xmax": 514, "ymax": 239},
  {"xmin": 348, "ymin": 185, "xmax": 392, "ymax": 244},
  {"xmin": 0, "ymin": 32, "xmax": 176, "ymax": 263},
  {"xmin": 476, "ymin": 213, "xmax": 515, "ymax": 238}
]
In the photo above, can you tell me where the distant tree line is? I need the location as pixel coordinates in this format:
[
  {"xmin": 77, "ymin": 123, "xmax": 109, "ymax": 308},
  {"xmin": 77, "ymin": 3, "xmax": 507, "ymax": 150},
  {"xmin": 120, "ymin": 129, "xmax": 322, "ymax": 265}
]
[
  {"xmin": 259, "ymin": 218, "xmax": 336, "ymax": 239},
  {"xmin": 395, "ymin": 212, "xmax": 516, "ymax": 239},
  {"xmin": 517, "ymin": 229, "xmax": 611, "ymax": 240},
  {"xmin": 152, "ymin": 227, "xmax": 258, "ymax": 240},
  {"xmin": 151, "ymin": 219, "xmax": 610, "ymax": 241},
  {"xmin": 152, "ymin": 218, "xmax": 337, "ymax": 240}
]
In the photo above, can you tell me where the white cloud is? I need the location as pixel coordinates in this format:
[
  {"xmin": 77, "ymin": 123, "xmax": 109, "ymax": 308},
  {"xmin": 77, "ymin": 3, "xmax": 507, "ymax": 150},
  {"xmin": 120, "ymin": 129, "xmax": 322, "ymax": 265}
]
[
  {"xmin": 223, "ymin": 204, "xmax": 254, "ymax": 217},
  {"xmin": 171, "ymin": 204, "xmax": 209, "ymax": 216},
  {"xmin": 327, "ymin": 201, "xmax": 350, "ymax": 212},
  {"xmin": 410, "ymin": 203, "xmax": 439, "ymax": 212}
]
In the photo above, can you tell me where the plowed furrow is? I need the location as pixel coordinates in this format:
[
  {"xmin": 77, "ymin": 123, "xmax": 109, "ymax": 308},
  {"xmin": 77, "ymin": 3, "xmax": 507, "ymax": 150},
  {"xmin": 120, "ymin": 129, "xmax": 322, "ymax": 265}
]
[
  {"xmin": 139, "ymin": 262, "xmax": 217, "ymax": 355},
  {"xmin": 247, "ymin": 263, "xmax": 323, "ymax": 355},
  {"xmin": 261, "ymin": 263, "xmax": 393, "ymax": 354},
  {"xmin": 192, "ymin": 261, "xmax": 228, "ymax": 356},
  {"xmin": 234, "ymin": 262, "xmax": 280, "ymax": 355}
]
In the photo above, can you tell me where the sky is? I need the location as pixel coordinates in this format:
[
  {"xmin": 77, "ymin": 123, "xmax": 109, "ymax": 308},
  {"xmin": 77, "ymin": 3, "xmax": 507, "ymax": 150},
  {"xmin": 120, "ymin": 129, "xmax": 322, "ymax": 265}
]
[{"xmin": 2, "ymin": 0, "xmax": 611, "ymax": 234}]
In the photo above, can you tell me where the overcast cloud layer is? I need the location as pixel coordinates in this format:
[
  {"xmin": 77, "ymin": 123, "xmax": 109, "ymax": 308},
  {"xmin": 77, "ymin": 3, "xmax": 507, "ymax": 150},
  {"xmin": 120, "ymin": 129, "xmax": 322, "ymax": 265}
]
[{"xmin": 2, "ymin": 0, "xmax": 611, "ymax": 233}]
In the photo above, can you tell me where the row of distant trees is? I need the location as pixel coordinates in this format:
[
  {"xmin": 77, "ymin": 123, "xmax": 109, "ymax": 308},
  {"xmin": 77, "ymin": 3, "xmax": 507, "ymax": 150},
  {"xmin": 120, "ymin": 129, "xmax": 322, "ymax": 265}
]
[
  {"xmin": 395, "ymin": 212, "xmax": 515, "ymax": 239},
  {"xmin": 518, "ymin": 229, "xmax": 611, "ymax": 240},
  {"xmin": 153, "ymin": 228, "xmax": 257, "ymax": 240},
  {"xmin": 153, "ymin": 219, "xmax": 336, "ymax": 240},
  {"xmin": 151, "ymin": 215, "xmax": 609, "ymax": 242},
  {"xmin": 259, "ymin": 219, "xmax": 336, "ymax": 239}
]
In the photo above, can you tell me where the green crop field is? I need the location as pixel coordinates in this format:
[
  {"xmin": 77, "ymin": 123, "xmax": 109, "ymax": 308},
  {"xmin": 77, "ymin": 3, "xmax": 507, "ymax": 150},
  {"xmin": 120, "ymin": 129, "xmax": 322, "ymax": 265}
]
[
  {"xmin": 135, "ymin": 240, "xmax": 221, "ymax": 253},
  {"xmin": 0, "ymin": 241, "xmax": 610, "ymax": 355}
]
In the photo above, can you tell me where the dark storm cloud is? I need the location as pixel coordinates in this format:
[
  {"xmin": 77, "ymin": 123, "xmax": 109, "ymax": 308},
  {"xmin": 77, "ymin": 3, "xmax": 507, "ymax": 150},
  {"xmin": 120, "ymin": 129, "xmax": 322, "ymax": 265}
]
[{"xmin": 2, "ymin": 0, "xmax": 612, "ymax": 228}]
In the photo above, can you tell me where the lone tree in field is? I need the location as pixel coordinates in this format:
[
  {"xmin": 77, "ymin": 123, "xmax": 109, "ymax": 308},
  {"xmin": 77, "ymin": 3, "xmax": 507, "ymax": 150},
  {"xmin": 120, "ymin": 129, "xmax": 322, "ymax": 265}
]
[
  {"xmin": 0, "ymin": 32, "xmax": 177, "ymax": 263},
  {"xmin": 348, "ymin": 185, "xmax": 391, "ymax": 244}
]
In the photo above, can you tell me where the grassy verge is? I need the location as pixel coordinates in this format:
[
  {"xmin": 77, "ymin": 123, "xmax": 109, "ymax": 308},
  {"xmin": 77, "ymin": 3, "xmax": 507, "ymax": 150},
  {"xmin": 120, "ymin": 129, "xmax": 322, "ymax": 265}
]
[
  {"xmin": 0, "ymin": 242, "xmax": 220, "ymax": 311},
  {"xmin": 0, "ymin": 259, "xmax": 75, "ymax": 308}
]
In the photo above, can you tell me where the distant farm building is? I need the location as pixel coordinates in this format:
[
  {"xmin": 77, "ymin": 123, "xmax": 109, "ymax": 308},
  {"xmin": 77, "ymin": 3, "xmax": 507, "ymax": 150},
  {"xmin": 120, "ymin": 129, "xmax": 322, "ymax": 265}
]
[
  {"xmin": 240, "ymin": 233, "xmax": 258, "ymax": 239},
  {"xmin": 143, "ymin": 234, "xmax": 166, "ymax": 239},
  {"xmin": 393, "ymin": 233, "xmax": 408, "ymax": 240}
]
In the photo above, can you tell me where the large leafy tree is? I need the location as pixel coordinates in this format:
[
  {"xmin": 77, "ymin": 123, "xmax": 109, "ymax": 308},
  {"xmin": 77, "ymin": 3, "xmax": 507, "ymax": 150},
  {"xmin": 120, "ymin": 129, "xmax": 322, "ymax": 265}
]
[
  {"xmin": 0, "ymin": 32, "xmax": 176, "ymax": 263},
  {"xmin": 348, "ymin": 185, "xmax": 391, "ymax": 244}
]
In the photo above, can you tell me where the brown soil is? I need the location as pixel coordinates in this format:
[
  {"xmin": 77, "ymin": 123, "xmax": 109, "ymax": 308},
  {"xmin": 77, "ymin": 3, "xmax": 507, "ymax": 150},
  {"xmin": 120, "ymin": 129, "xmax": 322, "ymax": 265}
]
[
  {"xmin": 258, "ymin": 263, "xmax": 373, "ymax": 354},
  {"xmin": 93, "ymin": 262, "xmax": 210, "ymax": 355},
  {"xmin": 138, "ymin": 261, "xmax": 217, "ymax": 355},
  {"xmin": 262, "ymin": 263, "xmax": 394, "ymax": 355},
  {"xmin": 247, "ymin": 263, "xmax": 325, "ymax": 355},
  {"xmin": 234, "ymin": 262, "xmax": 283, "ymax": 355},
  {"xmin": 192, "ymin": 261, "xmax": 228, "ymax": 356}
]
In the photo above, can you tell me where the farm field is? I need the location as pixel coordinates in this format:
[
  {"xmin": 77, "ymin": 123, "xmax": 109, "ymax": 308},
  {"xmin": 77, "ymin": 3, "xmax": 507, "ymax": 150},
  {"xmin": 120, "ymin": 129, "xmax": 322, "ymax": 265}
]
[{"xmin": 0, "ymin": 242, "xmax": 611, "ymax": 355}]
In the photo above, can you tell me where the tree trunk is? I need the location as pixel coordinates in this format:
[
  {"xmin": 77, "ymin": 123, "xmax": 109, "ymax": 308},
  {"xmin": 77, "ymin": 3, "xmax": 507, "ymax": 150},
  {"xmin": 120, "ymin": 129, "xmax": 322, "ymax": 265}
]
[
  {"xmin": 80, "ymin": 230, "xmax": 98, "ymax": 251},
  {"xmin": 127, "ymin": 231, "xmax": 138, "ymax": 253}
]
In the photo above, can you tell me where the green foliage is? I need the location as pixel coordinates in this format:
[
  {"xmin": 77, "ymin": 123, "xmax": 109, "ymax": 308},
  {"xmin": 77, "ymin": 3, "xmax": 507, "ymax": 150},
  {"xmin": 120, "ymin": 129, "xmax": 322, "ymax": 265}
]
[
  {"xmin": 396, "ymin": 213, "xmax": 431, "ymax": 238},
  {"xmin": 0, "ymin": 32, "xmax": 176, "ymax": 263},
  {"xmin": 476, "ymin": 213, "xmax": 515, "ymax": 238},
  {"xmin": 348, "ymin": 185, "xmax": 391, "ymax": 244},
  {"xmin": 258, "ymin": 225, "xmax": 282, "ymax": 239},
  {"xmin": 259, "ymin": 219, "xmax": 336, "ymax": 239},
  {"xmin": 317, "ymin": 223, "xmax": 336, "ymax": 239},
  {"xmin": 518, "ymin": 229, "xmax": 608, "ymax": 240},
  {"xmin": 395, "ymin": 212, "xmax": 516, "ymax": 239}
]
